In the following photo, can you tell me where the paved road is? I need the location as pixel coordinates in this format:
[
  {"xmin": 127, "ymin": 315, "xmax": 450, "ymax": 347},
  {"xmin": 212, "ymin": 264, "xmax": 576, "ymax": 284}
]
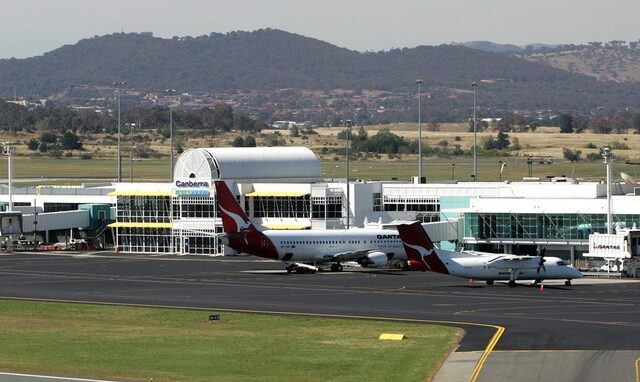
[{"xmin": 0, "ymin": 253, "xmax": 638, "ymax": 381}]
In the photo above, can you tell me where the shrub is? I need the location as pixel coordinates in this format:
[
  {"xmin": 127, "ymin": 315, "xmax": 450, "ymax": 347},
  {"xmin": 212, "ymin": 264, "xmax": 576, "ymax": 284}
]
[
  {"xmin": 80, "ymin": 153, "xmax": 93, "ymax": 160},
  {"xmin": 563, "ymin": 148, "xmax": 582, "ymax": 162}
]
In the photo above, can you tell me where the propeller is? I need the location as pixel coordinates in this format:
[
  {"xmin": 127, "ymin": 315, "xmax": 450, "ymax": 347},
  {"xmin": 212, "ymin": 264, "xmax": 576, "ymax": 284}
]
[{"xmin": 536, "ymin": 248, "xmax": 547, "ymax": 274}]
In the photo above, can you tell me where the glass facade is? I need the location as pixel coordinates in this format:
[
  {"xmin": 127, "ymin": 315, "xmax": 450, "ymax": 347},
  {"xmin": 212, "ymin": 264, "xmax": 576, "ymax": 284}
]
[
  {"xmin": 117, "ymin": 227, "xmax": 172, "ymax": 253},
  {"xmin": 172, "ymin": 196, "xmax": 217, "ymax": 219},
  {"xmin": 311, "ymin": 195, "xmax": 343, "ymax": 219},
  {"xmin": 465, "ymin": 212, "xmax": 640, "ymax": 241},
  {"xmin": 117, "ymin": 196, "xmax": 171, "ymax": 223},
  {"xmin": 44, "ymin": 203, "xmax": 80, "ymax": 213},
  {"xmin": 383, "ymin": 195, "xmax": 439, "ymax": 212},
  {"xmin": 251, "ymin": 195, "xmax": 310, "ymax": 218}
]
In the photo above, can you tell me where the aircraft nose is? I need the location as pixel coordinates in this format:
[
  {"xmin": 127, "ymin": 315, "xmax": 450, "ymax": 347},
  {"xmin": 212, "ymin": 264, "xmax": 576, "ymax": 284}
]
[{"xmin": 573, "ymin": 268, "xmax": 583, "ymax": 278}]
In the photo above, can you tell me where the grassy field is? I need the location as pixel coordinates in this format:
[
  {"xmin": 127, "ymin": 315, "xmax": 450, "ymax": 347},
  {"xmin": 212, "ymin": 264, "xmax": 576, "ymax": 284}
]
[
  {"xmin": 0, "ymin": 300, "xmax": 460, "ymax": 382},
  {"xmin": 1, "ymin": 123, "xmax": 638, "ymax": 183}
]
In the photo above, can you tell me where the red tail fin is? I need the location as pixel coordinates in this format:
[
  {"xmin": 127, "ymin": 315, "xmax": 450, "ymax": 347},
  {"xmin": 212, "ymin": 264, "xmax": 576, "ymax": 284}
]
[
  {"xmin": 214, "ymin": 181, "xmax": 256, "ymax": 234},
  {"xmin": 397, "ymin": 222, "xmax": 449, "ymax": 274}
]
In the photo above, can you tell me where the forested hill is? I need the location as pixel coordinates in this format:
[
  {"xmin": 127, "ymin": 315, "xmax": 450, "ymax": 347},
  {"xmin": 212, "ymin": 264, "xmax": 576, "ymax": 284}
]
[{"xmin": 1, "ymin": 29, "xmax": 639, "ymax": 111}]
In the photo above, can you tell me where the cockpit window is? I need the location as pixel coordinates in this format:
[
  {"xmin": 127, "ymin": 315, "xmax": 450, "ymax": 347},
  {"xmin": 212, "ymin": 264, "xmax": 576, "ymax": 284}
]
[{"xmin": 557, "ymin": 261, "xmax": 567, "ymax": 266}]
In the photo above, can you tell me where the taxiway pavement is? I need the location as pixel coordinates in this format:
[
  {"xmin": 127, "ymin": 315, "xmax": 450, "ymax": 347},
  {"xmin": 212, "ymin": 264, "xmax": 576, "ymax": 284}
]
[{"xmin": 0, "ymin": 253, "xmax": 638, "ymax": 382}]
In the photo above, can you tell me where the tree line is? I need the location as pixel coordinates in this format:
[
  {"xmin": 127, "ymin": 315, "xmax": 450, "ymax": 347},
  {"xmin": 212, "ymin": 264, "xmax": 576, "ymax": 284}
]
[{"xmin": 0, "ymin": 101, "xmax": 267, "ymax": 135}]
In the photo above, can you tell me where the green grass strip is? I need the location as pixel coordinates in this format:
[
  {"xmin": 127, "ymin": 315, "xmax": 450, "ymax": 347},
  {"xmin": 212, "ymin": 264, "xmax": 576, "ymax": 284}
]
[{"xmin": 0, "ymin": 300, "xmax": 460, "ymax": 382}]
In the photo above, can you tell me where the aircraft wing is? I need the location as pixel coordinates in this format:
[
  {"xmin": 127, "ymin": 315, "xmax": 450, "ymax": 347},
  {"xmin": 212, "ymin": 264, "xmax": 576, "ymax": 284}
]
[
  {"xmin": 321, "ymin": 249, "xmax": 378, "ymax": 262},
  {"xmin": 488, "ymin": 255, "xmax": 539, "ymax": 269}
]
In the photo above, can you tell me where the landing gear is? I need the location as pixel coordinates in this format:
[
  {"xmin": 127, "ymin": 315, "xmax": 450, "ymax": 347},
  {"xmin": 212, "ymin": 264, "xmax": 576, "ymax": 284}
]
[
  {"xmin": 486, "ymin": 280, "xmax": 494, "ymax": 286},
  {"xmin": 508, "ymin": 280, "xmax": 517, "ymax": 288},
  {"xmin": 286, "ymin": 264, "xmax": 295, "ymax": 274},
  {"xmin": 330, "ymin": 263, "xmax": 343, "ymax": 272},
  {"xmin": 565, "ymin": 279, "xmax": 572, "ymax": 286}
]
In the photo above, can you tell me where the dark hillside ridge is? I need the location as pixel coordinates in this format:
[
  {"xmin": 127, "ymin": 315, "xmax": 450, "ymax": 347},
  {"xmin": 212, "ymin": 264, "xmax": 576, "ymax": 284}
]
[{"xmin": 0, "ymin": 29, "xmax": 638, "ymax": 111}]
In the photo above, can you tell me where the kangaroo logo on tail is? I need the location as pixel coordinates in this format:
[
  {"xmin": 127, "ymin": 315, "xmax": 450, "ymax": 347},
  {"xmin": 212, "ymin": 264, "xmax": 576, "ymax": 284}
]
[
  {"xmin": 401, "ymin": 241, "xmax": 434, "ymax": 271},
  {"xmin": 214, "ymin": 181, "xmax": 257, "ymax": 234},
  {"xmin": 218, "ymin": 204, "xmax": 252, "ymax": 232},
  {"xmin": 398, "ymin": 222, "xmax": 449, "ymax": 275}
]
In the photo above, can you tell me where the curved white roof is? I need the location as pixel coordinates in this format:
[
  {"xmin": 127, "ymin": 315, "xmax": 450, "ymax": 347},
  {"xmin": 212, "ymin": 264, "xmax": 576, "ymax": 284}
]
[{"xmin": 173, "ymin": 147, "xmax": 322, "ymax": 182}]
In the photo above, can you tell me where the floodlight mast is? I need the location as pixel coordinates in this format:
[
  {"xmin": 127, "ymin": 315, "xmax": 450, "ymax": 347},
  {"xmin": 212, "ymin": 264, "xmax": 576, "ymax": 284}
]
[
  {"xmin": 113, "ymin": 82, "xmax": 126, "ymax": 182},
  {"xmin": 472, "ymin": 82, "xmax": 478, "ymax": 182},
  {"xmin": 602, "ymin": 147, "xmax": 613, "ymax": 234},
  {"xmin": 345, "ymin": 119, "xmax": 352, "ymax": 229},
  {"xmin": 416, "ymin": 79, "xmax": 424, "ymax": 181}
]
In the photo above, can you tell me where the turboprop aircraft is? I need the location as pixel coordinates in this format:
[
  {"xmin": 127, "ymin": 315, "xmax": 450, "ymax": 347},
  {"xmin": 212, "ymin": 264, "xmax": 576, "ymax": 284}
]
[
  {"xmin": 214, "ymin": 181, "xmax": 408, "ymax": 273},
  {"xmin": 397, "ymin": 221, "xmax": 582, "ymax": 287}
]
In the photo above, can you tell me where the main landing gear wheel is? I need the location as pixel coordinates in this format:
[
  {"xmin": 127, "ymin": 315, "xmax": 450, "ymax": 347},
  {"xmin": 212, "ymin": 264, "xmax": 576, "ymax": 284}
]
[
  {"xmin": 486, "ymin": 280, "xmax": 494, "ymax": 286},
  {"xmin": 286, "ymin": 265, "xmax": 295, "ymax": 274},
  {"xmin": 508, "ymin": 280, "xmax": 517, "ymax": 288},
  {"xmin": 565, "ymin": 280, "xmax": 572, "ymax": 286},
  {"xmin": 330, "ymin": 263, "xmax": 343, "ymax": 272}
]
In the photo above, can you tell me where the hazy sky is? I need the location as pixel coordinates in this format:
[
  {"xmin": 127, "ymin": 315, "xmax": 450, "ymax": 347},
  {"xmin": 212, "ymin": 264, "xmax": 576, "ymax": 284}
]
[{"xmin": 2, "ymin": 0, "xmax": 639, "ymax": 59}]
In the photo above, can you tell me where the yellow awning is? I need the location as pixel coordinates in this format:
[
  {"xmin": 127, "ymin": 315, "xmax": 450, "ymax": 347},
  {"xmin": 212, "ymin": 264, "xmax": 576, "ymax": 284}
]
[
  {"xmin": 107, "ymin": 222, "xmax": 172, "ymax": 228},
  {"xmin": 108, "ymin": 191, "xmax": 172, "ymax": 196},
  {"xmin": 245, "ymin": 191, "xmax": 308, "ymax": 197},
  {"xmin": 261, "ymin": 223, "xmax": 310, "ymax": 230}
]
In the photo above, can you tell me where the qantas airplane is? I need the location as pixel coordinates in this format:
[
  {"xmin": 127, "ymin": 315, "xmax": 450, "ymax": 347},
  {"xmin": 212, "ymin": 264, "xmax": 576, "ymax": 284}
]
[
  {"xmin": 397, "ymin": 221, "xmax": 582, "ymax": 287},
  {"xmin": 214, "ymin": 180, "xmax": 408, "ymax": 273}
]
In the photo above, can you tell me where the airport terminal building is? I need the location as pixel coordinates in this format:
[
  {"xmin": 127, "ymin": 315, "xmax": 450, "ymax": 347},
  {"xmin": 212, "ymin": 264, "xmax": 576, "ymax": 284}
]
[{"xmin": 2, "ymin": 146, "xmax": 640, "ymax": 265}]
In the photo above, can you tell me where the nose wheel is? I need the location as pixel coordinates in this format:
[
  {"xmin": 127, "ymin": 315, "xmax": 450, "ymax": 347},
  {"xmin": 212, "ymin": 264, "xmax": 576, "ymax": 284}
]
[
  {"xmin": 330, "ymin": 263, "xmax": 343, "ymax": 272},
  {"xmin": 565, "ymin": 279, "xmax": 572, "ymax": 286}
]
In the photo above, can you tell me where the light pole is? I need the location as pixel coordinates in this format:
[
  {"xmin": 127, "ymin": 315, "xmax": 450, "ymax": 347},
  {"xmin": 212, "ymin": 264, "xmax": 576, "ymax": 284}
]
[
  {"xmin": 499, "ymin": 161, "xmax": 507, "ymax": 181},
  {"xmin": 345, "ymin": 119, "xmax": 352, "ymax": 229},
  {"xmin": 472, "ymin": 82, "xmax": 478, "ymax": 182},
  {"xmin": 3, "ymin": 142, "xmax": 14, "ymax": 212},
  {"xmin": 416, "ymin": 79, "xmax": 424, "ymax": 181},
  {"xmin": 127, "ymin": 123, "xmax": 137, "ymax": 182},
  {"xmin": 113, "ymin": 81, "xmax": 126, "ymax": 182},
  {"xmin": 602, "ymin": 147, "xmax": 613, "ymax": 234},
  {"xmin": 3, "ymin": 142, "xmax": 14, "ymax": 252},
  {"xmin": 166, "ymin": 89, "xmax": 176, "ymax": 182}
]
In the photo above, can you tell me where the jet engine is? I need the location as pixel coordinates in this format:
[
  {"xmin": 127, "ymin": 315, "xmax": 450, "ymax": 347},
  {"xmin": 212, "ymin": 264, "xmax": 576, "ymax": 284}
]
[{"xmin": 359, "ymin": 251, "xmax": 388, "ymax": 268}]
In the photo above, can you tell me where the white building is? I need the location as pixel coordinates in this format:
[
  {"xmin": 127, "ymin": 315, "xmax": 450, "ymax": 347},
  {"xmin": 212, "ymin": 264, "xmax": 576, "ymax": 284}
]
[{"xmin": 2, "ymin": 147, "xmax": 640, "ymax": 266}]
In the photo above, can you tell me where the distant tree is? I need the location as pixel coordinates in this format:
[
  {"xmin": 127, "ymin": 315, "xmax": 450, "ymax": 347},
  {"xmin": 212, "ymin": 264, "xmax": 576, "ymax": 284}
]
[
  {"xmin": 26, "ymin": 138, "xmax": 39, "ymax": 151},
  {"xmin": 232, "ymin": 136, "xmax": 245, "ymax": 147},
  {"xmin": 262, "ymin": 132, "xmax": 286, "ymax": 146},
  {"xmin": 60, "ymin": 131, "xmax": 83, "ymax": 150},
  {"xmin": 590, "ymin": 116, "xmax": 611, "ymax": 134},
  {"xmin": 39, "ymin": 131, "xmax": 57, "ymax": 143},
  {"xmin": 563, "ymin": 148, "xmax": 582, "ymax": 162},
  {"xmin": 610, "ymin": 114, "xmax": 631, "ymax": 134},
  {"xmin": 484, "ymin": 131, "xmax": 510, "ymax": 150},
  {"xmin": 559, "ymin": 113, "xmax": 574, "ymax": 133},
  {"xmin": 244, "ymin": 135, "xmax": 257, "ymax": 147},
  {"xmin": 357, "ymin": 129, "xmax": 407, "ymax": 154},
  {"xmin": 496, "ymin": 130, "xmax": 510, "ymax": 149},
  {"xmin": 289, "ymin": 125, "xmax": 300, "ymax": 137},
  {"xmin": 632, "ymin": 113, "xmax": 640, "ymax": 134}
]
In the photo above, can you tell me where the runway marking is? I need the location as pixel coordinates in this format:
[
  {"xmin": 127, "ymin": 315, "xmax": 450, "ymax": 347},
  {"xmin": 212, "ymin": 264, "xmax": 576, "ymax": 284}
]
[
  {"xmin": 0, "ymin": 295, "xmax": 504, "ymax": 382},
  {"xmin": 0, "ymin": 372, "xmax": 115, "ymax": 381},
  {"xmin": 636, "ymin": 355, "xmax": 640, "ymax": 382}
]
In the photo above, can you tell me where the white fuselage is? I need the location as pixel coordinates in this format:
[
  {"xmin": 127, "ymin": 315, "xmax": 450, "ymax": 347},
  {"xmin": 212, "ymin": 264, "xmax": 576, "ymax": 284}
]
[
  {"xmin": 264, "ymin": 229, "xmax": 406, "ymax": 262},
  {"xmin": 437, "ymin": 249, "xmax": 582, "ymax": 281}
]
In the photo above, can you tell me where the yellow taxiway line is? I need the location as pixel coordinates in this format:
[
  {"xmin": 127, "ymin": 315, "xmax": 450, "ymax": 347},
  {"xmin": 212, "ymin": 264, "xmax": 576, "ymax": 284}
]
[{"xmin": 0, "ymin": 295, "xmax": 504, "ymax": 382}]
